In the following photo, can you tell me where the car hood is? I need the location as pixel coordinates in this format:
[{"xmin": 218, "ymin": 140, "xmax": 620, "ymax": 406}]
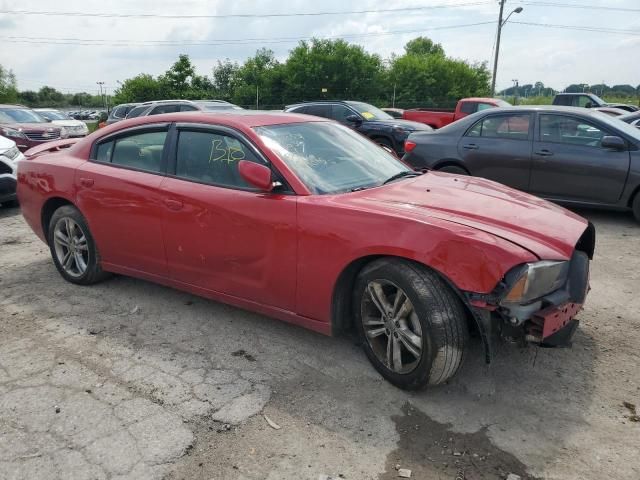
[
  {"xmin": 49, "ymin": 119, "xmax": 86, "ymax": 128},
  {"xmin": 367, "ymin": 119, "xmax": 432, "ymax": 131},
  {"xmin": 348, "ymin": 172, "xmax": 588, "ymax": 260}
]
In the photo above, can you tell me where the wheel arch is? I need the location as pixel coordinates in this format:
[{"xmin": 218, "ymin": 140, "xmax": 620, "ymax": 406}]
[
  {"xmin": 627, "ymin": 183, "xmax": 640, "ymax": 209},
  {"xmin": 331, "ymin": 255, "xmax": 480, "ymax": 345},
  {"xmin": 432, "ymin": 159, "xmax": 470, "ymax": 174},
  {"xmin": 41, "ymin": 196, "xmax": 75, "ymax": 245}
]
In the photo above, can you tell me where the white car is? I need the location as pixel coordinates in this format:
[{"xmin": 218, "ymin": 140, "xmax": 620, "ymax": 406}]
[
  {"xmin": 34, "ymin": 108, "xmax": 89, "ymax": 138},
  {"xmin": 0, "ymin": 135, "xmax": 24, "ymax": 206}
]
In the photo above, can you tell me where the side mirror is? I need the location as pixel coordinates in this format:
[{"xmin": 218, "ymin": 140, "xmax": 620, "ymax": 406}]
[
  {"xmin": 238, "ymin": 160, "xmax": 273, "ymax": 192},
  {"xmin": 584, "ymin": 102, "xmax": 593, "ymax": 109},
  {"xmin": 345, "ymin": 114, "xmax": 362, "ymax": 124},
  {"xmin": 601, "ymin": 135, "xmax": 626, "ymax": 151}
]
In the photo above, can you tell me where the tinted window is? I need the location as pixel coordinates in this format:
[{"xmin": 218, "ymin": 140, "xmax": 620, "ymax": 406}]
[
  {"xmin": 539, "ymin": 115, "xmax": 608, "ymax": 147},
  {"xmin": 110, "ymin": 131, "xmax": 167, "ymax": 172},
  {"xmin": 95, "ymin": 141, "xmax": 113, "ymax": 162},
  {"xmin": 150, "ymin": 104, "xmax": 181, "ymax": 115},
  {"xmin": 305, "ymin": 104, "xmax": 331, "ymax": 118},
  {"xmin": 577, "ymin": 96, "xmax": 593, "ymax": 108},
  {"xmin": 180, "ymin": 105, "xmax": 198, "ymax": 112},
  {"xmin": 477, "ymin": 103, "xmax": 496, "ymax": 112},
  {"xmin": 467, "ymin": 114, "xmax": 530, "ymax": 140},
  {"xmin": 554, "ymin": 96, "xmax": 572, "ymax": 106},
  {"xmin": 126, "ymin": 105, "xmax": 149, "ymax": 118},
  {"xmin": 460, "ymin": 102, "xmax": 478, "ymax": 114},
  {"xmin": 288, "ymin": 106, "xmax": 307, "ymax": 114},
  {"xmin": 176, "ymin": 130, "xmax": 263, "ymax": 189},
  {"xmin": 331, "ymin": 104, "xmax": 356, "ymax": 122}
]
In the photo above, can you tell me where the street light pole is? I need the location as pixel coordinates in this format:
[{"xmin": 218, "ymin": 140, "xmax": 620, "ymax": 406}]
[
  {"xmin": 490, "ymin": 2, "xmax": 523, "ymax": 97},
  {"xmin": 96, "ymin": 81, "xmax": 106, "ymax": 111}
]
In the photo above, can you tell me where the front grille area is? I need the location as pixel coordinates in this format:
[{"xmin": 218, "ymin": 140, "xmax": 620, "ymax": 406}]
[{"xmin": 24, "ymin": 130, "xmax": 61, "ymax": 141}]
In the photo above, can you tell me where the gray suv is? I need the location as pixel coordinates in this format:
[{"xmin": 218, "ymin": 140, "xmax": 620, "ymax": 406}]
[{"xmin": 125, "ymin": 99, "xmax": 242, "ymax": 119}]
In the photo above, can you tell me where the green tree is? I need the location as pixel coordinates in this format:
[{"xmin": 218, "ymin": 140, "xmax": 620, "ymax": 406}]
[
  {"xmin": 233, "ymin": 48, "xmax": 286, "ymax": 108},
  {"xmin": 0, "ymin": 64, "xmax": 18, "ymax": 103},
  {"xmin": 159, "ymin": 54, "xmax": 196, "ymax": 98},
  {"xmin": 113, "ymin": 74, "xmax": 164, "ymax": 104},
  {"xmin": 283, "ymin": 39, "xmax": 384, "ymax": 103},
  {"xmin": 404, "ymin": 37, "xmax": 445, "ymax": 57}
]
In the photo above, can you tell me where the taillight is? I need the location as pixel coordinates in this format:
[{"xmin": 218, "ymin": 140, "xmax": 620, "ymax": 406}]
[{"xmin": 404, "ymin": 140, "xmax": 417, "ymax": 153}]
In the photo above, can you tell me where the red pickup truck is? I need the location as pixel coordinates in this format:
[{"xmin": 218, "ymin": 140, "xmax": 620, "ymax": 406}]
[{"xmin": 403, "ymin": 97, "xmax": 511, "ymax": 129}]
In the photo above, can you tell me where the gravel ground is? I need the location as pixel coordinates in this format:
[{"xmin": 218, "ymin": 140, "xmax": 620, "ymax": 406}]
[{"xmin": 0, "ymin": 204, "xmax": 638, "ymax": 480}]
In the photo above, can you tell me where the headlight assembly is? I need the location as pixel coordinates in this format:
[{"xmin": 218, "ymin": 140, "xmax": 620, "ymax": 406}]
[
  {"xmin": 0, "ymin": 127, "xmax": 26, "ymax": 139},
  {"xmin": 501, "ymin": 261, "xmax": 569, "ymax": 305}
]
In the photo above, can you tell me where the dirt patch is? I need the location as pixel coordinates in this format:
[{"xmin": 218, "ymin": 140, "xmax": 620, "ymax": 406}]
[{"xmin": 381, "ymin": 403, "xmax": 538, "ymax": 480}]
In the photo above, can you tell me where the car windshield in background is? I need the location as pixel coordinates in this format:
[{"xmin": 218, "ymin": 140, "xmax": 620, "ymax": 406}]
[
  {"xmin": 593, "ymin": 111, "xmax": 640, "ymax": 141},
  {"xmin": 255, "ymin": 122, "xmax": 410, "ymax": 194},
  {"xmin": 38, "ymin": 110, "xmax": 70, "ymax": 121},
  {"xmin": 0, "ymin": 108, "xmax": 48, "ymax": 123},
  {"xmin": 347, "ymin": 102, "xmax": 393, "ymax": 121}
]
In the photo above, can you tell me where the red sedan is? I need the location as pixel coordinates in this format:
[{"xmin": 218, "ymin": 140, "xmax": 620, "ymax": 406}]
[{"xmin": 17, "ymin": 112, "xmax": 594, "ymax": 390}]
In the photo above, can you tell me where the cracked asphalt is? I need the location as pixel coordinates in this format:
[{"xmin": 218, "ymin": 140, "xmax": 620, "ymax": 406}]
[{"xmin": 0, "ymin": 205, "xmax": 639, "ymax": 480}]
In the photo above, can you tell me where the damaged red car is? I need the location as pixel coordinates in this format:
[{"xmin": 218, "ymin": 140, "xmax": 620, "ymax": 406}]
[{"xmin": 17, "ymin": 112, "xmax": 594, "ymax": 390}]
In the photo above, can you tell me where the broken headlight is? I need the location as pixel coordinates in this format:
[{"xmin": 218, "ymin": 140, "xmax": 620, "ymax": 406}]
[{"xmin": 501, "ymin": 261, "xmax": 569, "ymax": 305}]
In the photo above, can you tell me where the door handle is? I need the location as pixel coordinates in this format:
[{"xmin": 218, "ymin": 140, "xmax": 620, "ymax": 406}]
[
  {"xmin": 534, "ymin": 149, "xmax": 554, "ymax": 157},
  {"xmin": 79, "ymin": 177, "xmax": 94, "ymax": 187},
  {"xmin": 163, "ymin": 198, "xmax": 183, "ymax": 211},
  {"xmin": 463, "ymin": 144, "xmax": 479, "ymax": 150}
]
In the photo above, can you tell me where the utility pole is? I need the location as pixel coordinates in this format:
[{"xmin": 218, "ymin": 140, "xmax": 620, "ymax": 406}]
[
  {"xmin": 491, "ymin": 1, "xmax": 523, "ymax": 97},
  {"xmin": 96, "ymin": 81, "xmax": 106, "ymax": 111}
]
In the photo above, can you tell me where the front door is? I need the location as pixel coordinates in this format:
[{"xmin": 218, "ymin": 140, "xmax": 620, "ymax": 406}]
[
  {"xmin": 530, "ymin": 113, "xmax": 630, "ymax": 204},
  {"xmin": 75, "ymin": 125, "xmax": 170, "ymax": 276},
  {"xmin": 457, "ymin": 112, "xmax": 533, "ymax": 191},
  {"xmin": 160, "ymin": 125, "xmax": 297, "ymax": 311}
]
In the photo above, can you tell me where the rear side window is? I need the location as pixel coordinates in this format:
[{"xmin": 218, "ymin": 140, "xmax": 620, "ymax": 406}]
[
  {"xmin": 175, "ymin": 130, "xmax": 263, "ymax": 189},
  {"xmin": 466, "ymin": 114, "xmax": 531, "ymax": 140},
  {"xmin": 150, "ymin": 104, "xmax": 181, "ymax": 115},
  {"xmin": 180, "ymin": 105, "xmax": 198, "ymax": 112},
  {"xmin": 554, "ymin": 96, "xmax": 572, "ymax": 106},
  {"xmin": 288, "ymin": 106, "xmax": 307, "ymax": 114},
  {"xmin": 460, "ymin": 102, "xmax": 478, "ymax": 114},
  {"xmin": 105, "ymin": 131, "xmax": 167, "ymax": 172},
  {"xmin": 126, "ymin": 105, "xmax": 149, "ymax": 118},
  {"xmin": 305, "ymin": 104, "xmax": 331, "ymax": 118}
]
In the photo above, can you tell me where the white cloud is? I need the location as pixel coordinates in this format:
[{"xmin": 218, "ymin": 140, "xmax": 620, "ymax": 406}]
[{"xmin": 0, "ymin": 0, "xmax": 638, "ymax": 96}]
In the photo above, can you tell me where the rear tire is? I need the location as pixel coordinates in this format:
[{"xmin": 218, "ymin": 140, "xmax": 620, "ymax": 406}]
[
  {"xmin": 353, "ymin": 258, "xmax": 469, "ymax": 390},
  {"xmin": 438, "ymin": 165, "xmax": 468, "ymax": 175},
  {"xmin": 632, "ymin": 193, "xmax": 640, "ymax": 223},
  {"xmin": 48, "ymin": 205, "xmax": 110, "ymax": 285}
]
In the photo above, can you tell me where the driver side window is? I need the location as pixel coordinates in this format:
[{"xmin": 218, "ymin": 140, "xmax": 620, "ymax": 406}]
[{"xmin": 539, "ymin": 115, "xmax": 607, "ymax": 147}]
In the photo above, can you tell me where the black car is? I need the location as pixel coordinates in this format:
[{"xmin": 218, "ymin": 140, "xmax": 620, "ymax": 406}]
[
  {"xmin": 403, "ymin": 106, "xmax": 640, "ymax": 222},
  {"xmin": 284, "ymin": 100, "xmax": 431, "ymax": 156}
]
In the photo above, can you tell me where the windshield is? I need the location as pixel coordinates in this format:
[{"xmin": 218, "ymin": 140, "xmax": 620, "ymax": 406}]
[
  {"xmin": 38, "ymin": 110, "xmax": 70, "ymax": 121},
  {"xmin": 347, "ymin": 102, "xmax": 393, "ymax": 121},
  {"xmin": 0, "ymin": 108, "xmax": 48, "ymax": 123},
  {"xmin": 593, "ymin": 111, "xmax": 640, "ymax": 141},
  {"xmin": 255, "ymin": 122, "xmax": 411, "ymax": 194}
]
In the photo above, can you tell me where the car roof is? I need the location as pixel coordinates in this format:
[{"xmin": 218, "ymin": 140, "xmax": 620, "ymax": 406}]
[
  {"xmin": 0, "ymin": 104, "xmax": 29, "ymax": 109},
  {"xmin": 100, "ymin": 110, "xmax": 328, "ymax": 132},
  {"xmin": 477, "ymin": 105, "xmax": 608, "ymax": 115}
]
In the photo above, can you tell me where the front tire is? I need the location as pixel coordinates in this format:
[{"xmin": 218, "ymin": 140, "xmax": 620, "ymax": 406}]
[
  {"xmin": 354, "ymin": 259, "xmax": 469, "ymax": 390},
  {"xmin": 48, "ymin": 205, "xmax": 110, "ymax": 285},
  {"xmin": 632, "ymin": 193, "xmax": 640, "ymax": 223}
]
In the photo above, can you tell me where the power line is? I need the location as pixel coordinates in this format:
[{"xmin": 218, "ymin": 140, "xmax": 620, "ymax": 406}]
[
  {"xmin": 0, "ymin": 2, "xmax": 493, "ymax": 19},
  {"xmin": 520, "ymin": 1, "xmax": 640, "ymax": 13},
  {"xmin": 511, "ymin": 21, "xmax": 640, "ymax": 36},
  {"xmin": 0, "ymin": 22, "xmax": 497, "ymax": 48}
]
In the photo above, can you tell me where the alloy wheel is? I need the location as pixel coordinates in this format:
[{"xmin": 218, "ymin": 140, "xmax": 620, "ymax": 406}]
[
  {"xmin": 53, "ymin": 217, "xmax": 89, "ymax": 278},
  {"xmin": 361, "ymin": 280, "xmax": 423, "ymax": 374}
]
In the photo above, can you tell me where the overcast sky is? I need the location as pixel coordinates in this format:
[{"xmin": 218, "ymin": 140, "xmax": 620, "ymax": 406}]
[{"xmin": 0, "ymin": 0, "xmax": 638, "ymax": 97}]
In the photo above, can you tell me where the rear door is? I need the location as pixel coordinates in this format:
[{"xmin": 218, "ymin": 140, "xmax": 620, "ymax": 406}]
[
  {"xmin": 457, "ymin": 112, "xmax": 533, "ymax": 191},
  {"xmin": 75, "ymin": 124, "xmax": 170, "ymax": 276},
  {"xmin": 529, "ymin": 113, "xmax": 630, "ymax": 204}
]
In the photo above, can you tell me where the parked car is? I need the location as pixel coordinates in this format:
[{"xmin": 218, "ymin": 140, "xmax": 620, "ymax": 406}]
[
  {"xmin": 125, "ymin": 99, "xmax": 242, "ymax": 119},
  {"xmin": 620, "ymin": 111, "xmax": 640, "ymax": 128},
  {"xmin": 17, "ymin": 110, "xmax": 594, "ymax": 389},
  {"xmin": 402, "ymin": 98, "xmax": 511, "ymax": 129},
  {"xmin": 34, "ymin": 108, "xmax": 89, "ymax": 137},
  {"xmin": 403, "ymin": 106, "xmax": 640, "ymax": 222},
  {"xmin": 553, "ymin": 93, "xmax": 638, "ymax": 112},
  {"xmin": 381, "ymin": 108, "xmax": 405, "ymax": 119},
  {"xmin": 0, "ymin": 105, "xmax": 68, "ymax": 152},
  {"xmin": 0, "ymin": 135, "xmax": 24, "ymax": 206},
  {"xmin": 106, "ymin": 103, "xmax": 140, "ymax": 125},
  {"xmin": 284, "ymin": 100, "xmax": 431, "ymax": 156}
]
